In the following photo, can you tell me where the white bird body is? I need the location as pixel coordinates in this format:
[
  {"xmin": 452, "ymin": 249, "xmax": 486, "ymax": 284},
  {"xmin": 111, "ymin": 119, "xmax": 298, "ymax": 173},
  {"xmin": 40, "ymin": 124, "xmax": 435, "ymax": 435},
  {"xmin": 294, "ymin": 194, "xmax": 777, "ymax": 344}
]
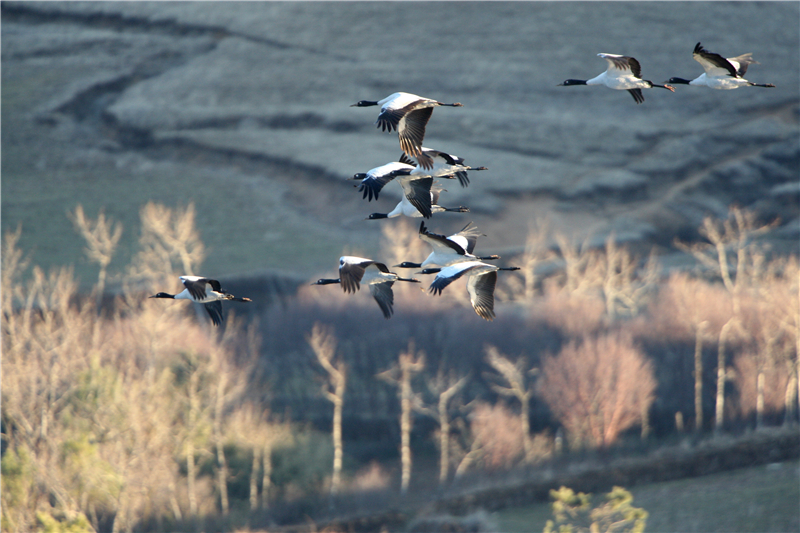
[
  {"xmin": 351, "ymin": 92, "xmax": 463, "ymax": 164},
  {"xmin": 312, "ymin": 256, "xmax": 420, "ymax": 318},
  {"xmin": 667, "ymin": 43, "xmax": 775, "ymax": 90},
  {"xmin": 173, "ymin": 275, "xmax": 227, "ymax": 303},
  {"xmin": 560, "ymin": 53, "xmax": 675, "ymax": 104},
  {"xmin": 587, "ymin": 54, "xmax": 651, "ymax": 90},
  {"xmin": 687, "ymin": 73, "xmax": 747, "ymax": 90},
  {"xmin": 395, "ymin": 221, "xmax": 499, "ymax": 269},
  {"xmin": 419, "ymin": 261, "xmax": 520, "ymax": 321},
  {"xmin": 150, "ymin": 276, "xmax": 252, "ymax": 326}
]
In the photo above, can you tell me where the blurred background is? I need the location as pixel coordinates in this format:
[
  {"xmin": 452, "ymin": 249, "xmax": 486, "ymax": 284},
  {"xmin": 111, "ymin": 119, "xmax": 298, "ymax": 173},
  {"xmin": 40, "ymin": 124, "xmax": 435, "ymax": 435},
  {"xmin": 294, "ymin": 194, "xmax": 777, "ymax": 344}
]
[{"xmin": 2, "ymin": 2, "xmax": 798, "ymax": 532}]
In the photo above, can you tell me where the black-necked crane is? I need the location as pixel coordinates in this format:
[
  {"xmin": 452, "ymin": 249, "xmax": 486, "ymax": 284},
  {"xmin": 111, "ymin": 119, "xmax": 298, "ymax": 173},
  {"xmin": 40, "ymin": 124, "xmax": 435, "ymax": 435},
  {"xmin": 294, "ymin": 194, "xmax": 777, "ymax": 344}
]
[
  {"xmin": 559, "ymin": 53, "xmax": 675, "ymax": 104},
  {"xmin": 366, "ymin": 182, "xmax": 469, "ymax": 220},
  {"xmin": 351, "ymin": 161, "xmax": 436, "ymax": 219},
  {"xmin": 417, "ymin": 261, "xmax": 520, "ymax": 321},
  {"xmin": 666, "ymin": 42, "xmax": 775, "ymax": 90},
  {"xmin": 312, "ymin": 256, "xmax": 420, "ymax": 319},
  {"xmin": 351, "ymin": 92, "xmax": 463, "ymax": 164},
  {"xmin": 400, "ymin": 147, "xmax": 488, "ymax": 188},
  {"xmin": 149, "ymin": 276, "xmax": 252, "ymax": 326},
  {"xmin": 395, "ymin": 221, "xmax": 499, "ymax": 269}
]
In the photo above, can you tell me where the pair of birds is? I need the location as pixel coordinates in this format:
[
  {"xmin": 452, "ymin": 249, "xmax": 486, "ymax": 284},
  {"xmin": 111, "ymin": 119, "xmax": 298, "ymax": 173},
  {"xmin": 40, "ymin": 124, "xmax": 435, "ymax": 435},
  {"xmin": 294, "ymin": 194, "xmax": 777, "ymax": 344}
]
[
  {"xmin": 313, "ymin": 222, "xmax": 519, "ymax": 321},
  {"xmin": 559, "ymin": 42, "xmax": 774, "ymax": 104}
]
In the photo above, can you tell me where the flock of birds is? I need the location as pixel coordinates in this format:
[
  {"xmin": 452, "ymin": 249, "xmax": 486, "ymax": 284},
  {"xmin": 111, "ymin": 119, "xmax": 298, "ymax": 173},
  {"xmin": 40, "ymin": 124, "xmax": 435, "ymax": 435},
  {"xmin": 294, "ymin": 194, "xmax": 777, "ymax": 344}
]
[
  {"xmin": 311, "ymin": 88, "xmax": 519, "ymax": 321},
  {"xmin": 150, "ymin": 42, "xmax": 775, "ymax": 325},
  {"xmin": 559, "ymin": 42, "xmax": 774, "ymax": 103}
]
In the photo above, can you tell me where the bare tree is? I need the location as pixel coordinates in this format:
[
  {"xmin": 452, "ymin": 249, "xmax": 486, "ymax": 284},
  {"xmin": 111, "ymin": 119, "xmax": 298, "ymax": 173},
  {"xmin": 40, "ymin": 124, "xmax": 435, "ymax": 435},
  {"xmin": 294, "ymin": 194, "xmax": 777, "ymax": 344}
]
[
  {"xmin": 600, "ymin": 234, "xmax": 659, "ymax": 320},
  {"xmin": 658, "ymin": 273, "xmax": 733, "ymax": 432},
  {"xmin": 69, "ymin": 204, "xmax": 123, "ymax": 308},
  {"xmin": 675, "ymin": 206, "xmax": 777, "ymax": 315},
  {"xmin": 771, "ymin": 257, "xmax": 800, "ymax": 425},
  {"xmin": 307, "ymin": 323, "xmax": 346, "ymax": 499},
  {"xmin": 412, "ymin": 368, "xmax": 469, "ymax": 485},
  {"xmin": 539, "ymin": 331, "xmax": 656, "ymax": 448},
  {"xmin": 675, "ymin": 206, "xmax": 778, "ymax": 434},
  {"xmin": 553, "ymin": 232, "xmax": 658, "ymax": 320},
  {"xmin": 509, "ymin": 218, "xmax": 554, "ymax": 301},
  {"xmin": 468, "ymin": 401, "xmax": 525, "ymax": 470},
  {"xmin": 554, "ymin": 232, "xmax": 603, "ymax": 298},
  {"xmin": 229, "ymin": 403, "xmax": 292, "ymax": 510},
  {"xmin": 378, "ymin": 342, "xmax": 425, "ymax": 494},
  {"xmin": 128, "ymin": 202, "xmax": 205, "ymax": 289},
  {"xmin": 483, "ymin": 345, "xmax": 537, "ymax": 461}
]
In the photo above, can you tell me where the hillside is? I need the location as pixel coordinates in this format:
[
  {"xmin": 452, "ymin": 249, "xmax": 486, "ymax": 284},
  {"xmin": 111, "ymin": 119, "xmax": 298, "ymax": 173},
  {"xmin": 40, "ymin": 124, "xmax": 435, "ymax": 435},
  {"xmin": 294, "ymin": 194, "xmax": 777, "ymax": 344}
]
[{"xmin": 2, "ymin": 2, "xmax": 798, "ymax": 290}]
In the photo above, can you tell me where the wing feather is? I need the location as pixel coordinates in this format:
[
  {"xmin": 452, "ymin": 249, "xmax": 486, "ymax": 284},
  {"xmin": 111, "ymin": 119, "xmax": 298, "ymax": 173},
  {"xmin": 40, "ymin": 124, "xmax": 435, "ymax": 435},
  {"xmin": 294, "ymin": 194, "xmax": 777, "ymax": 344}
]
[
  {"xmin": 693, "ymin": 43, "xmax": 738, "ymax": 78},
  {"xmin": 398, "ymin": 107, "xmax": 433, "ymax": 158},
  {"xmin": 339, "ymin": 260, "xmax": 369, "ymax": 293},
  {"xmin": 400, "ymin": 177, "xmax": 434, "ymax": 219},
  {"xmin": 181, "ymin": 277, "xmax": 209, "ymax": 300},
  {"xmin": 420, "ymin": 221, "xmax": 467, "ymax": 255},
  {"xmin": 204, "ymin": 300, "xmax": 224, "ymax": 326},
  {"xmin": 467, "ymin": 271, "xmax": 497, "ymax": 321},
  {"xmin": 369, "ymin": 282, "xmax": 395, "ymax": 319}
]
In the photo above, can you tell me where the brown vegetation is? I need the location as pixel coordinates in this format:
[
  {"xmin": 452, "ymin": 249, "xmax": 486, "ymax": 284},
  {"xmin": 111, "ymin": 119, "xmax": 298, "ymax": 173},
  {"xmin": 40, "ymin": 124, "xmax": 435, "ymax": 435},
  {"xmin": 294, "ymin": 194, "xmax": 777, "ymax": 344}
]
[
  {"xmin": 539, "ymin": 331, "xmax": 656, "ymax": 448},
  {"xmin": 2, "ymin": 203, "xmax": 798, "ymax": 531}
]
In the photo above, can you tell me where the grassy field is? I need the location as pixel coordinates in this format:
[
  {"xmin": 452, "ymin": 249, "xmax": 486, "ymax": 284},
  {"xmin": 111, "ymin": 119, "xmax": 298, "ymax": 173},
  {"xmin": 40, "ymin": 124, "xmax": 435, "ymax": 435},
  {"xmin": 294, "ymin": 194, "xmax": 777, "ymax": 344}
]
[{"xmin": 493, "ymin": 460, "xmax": 799, "ymax": 533}]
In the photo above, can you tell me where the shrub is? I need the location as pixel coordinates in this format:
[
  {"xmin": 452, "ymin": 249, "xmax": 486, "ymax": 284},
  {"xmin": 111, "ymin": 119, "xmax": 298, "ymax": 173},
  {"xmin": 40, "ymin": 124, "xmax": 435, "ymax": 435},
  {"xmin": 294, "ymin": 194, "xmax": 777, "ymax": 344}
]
[
  {"xmin": 469, "ymin": 402, "xmax": 525, "ymax": 470},
  {"xmin": 539, "ymin": 331, "xmax": 656, "ymax": 448},
  {"xmin": 543, "ymin": 486, "xmax": 647, "ymax": 533}
]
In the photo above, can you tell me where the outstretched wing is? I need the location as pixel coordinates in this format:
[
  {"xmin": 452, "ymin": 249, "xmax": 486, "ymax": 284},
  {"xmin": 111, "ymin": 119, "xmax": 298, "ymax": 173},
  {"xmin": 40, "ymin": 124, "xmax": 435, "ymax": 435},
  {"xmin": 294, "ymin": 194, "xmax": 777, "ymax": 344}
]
[
  {"xmin": 398, "ymin": 107, "xmax": 434, "ymax": 159},
  {"xmin": 599, "ymin": 53, "xmax": 640, "ymax": 78},
  {"xmin": 357, "ymin": 164, "xmax": 412, "ymax": 202},
  {"xmin": 692, "ymin": 42, "xmax": 738, "ymax": 78},
  {"xmin": 627, "ymin": 88, "xmax": 644, "ymax": 104},
  {"xmin": 180, "ymin": 276, "xmax": 210, "ymax": 300},
  {"xmin": 467, "ymin": 271, "xmax": 497, "ymax": 321},
  {"xmin": 427, "ymin": 264, "xmax": 476, "ymax": 296},
  {"xmin": 339, "ymin": 257, "xmax": 373, "ymax": 293},
  {"xmin": 204, "ymin": 300, "xmax": 224, "ymax": 326},
  {"xmin": 369, "ymin": 281, "xmax": 395, "ymax": 319},
  {"xmin": 449, "ymin": 222, "xmax": 483, "ymax": 255},
  {"xmin": 400, "ymin": 177, "xmax": 434, "ymax": 219},
  {"xmin": 420, "ymin": 221, "xmax": 468, "ymax": 255}
]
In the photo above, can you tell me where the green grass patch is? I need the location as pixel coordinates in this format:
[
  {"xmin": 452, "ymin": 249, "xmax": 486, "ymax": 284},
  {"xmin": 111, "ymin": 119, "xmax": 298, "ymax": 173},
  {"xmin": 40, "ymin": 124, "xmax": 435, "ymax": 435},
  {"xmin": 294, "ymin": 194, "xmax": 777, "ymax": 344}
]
[{"xmin": 494, "ymin": 461, "xmax": 800, "ymax": 533}]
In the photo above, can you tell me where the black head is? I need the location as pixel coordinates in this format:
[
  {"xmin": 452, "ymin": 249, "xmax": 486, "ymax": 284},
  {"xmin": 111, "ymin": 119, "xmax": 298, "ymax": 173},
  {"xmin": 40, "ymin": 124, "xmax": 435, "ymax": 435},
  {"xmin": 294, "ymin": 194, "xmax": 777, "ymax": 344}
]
[
  {"xmin": 312, "ymin": 278, "xmax": 340, "ymax": 286},
  {"xmin": 366, "ymin": 213, "xmax": 388, "ymax": 220},
  {"xmin": 558, "ymin": 79, "xmax": 587, "ymax": 86},
  {"xmin": 351, "ymin": 173, "xmax": 367, "ymax": 181},
  {"xmin": 666, "ymin": 77, "xmax": 692, "ymax": 85},
  {"xmin": 149, "ymin": 292, "xmax": 174, "ymax": 299},
  {"xmin": 416, "ymin": 268, "xmax": 442, "ymax": 275},
  {"xmin": 350, "ymin": 100, "xmax": 379, "ymax": 107},
  {"xmin": 394, "ymin": 262, "xmax": 422, "ymax": 269}
]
